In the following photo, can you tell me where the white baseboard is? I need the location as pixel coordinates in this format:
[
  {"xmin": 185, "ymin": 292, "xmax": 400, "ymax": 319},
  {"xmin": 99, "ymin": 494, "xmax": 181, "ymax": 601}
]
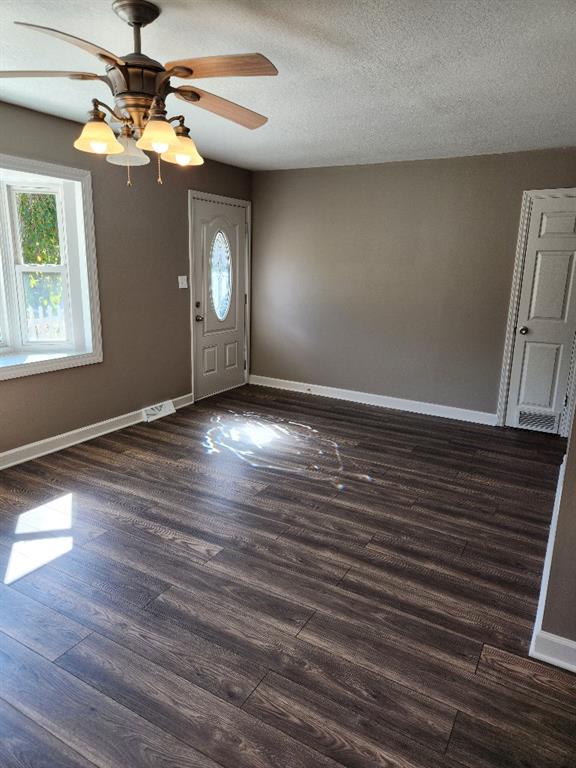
[
  {"xmin": 530, "ymin": 630, "xmax": 576, "ymax": 674},
  {"xmin": 0, "ymin": 393, "xmax": 194, "ymax": 471},
  {"xmin": 249, "ymin": 375, "xmax": 497, "ymax": 426},
  {"xmin": 529, "ymin": 456, "xmax": 576, "ymax": 674}
]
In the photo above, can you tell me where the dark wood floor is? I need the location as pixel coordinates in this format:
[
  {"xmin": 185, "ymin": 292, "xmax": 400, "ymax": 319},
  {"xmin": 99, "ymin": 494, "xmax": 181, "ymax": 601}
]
[{"xmin": 0, "ymin": 384, "xmax": 575, "ymax": 768}]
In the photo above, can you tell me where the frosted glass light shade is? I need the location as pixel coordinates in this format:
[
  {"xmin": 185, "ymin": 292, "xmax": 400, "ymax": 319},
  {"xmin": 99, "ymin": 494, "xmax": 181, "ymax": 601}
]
[
  {"xmin": 161, "ymin": 135, "xmax": 204, "ymax": 167},
  {"xmin": 74, "ymin": 119, "xmax": 124, "ymax": 155},
  {"xmin": 136, "ymin": 119, "xmax": 178, "ymax": 153},
  {"xmin": 106, "ymin": 135, "xmax": 150, "ymax": 166}
]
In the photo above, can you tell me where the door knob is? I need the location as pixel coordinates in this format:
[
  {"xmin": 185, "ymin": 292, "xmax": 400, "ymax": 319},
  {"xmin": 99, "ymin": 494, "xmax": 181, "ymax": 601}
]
[
  {"xmin": 195, "ymin": 314, "xmax": 204, "ymax": 322},
  {"xmin": 519, "ymin": 326, "xmax": 529, "ymax": 335}
]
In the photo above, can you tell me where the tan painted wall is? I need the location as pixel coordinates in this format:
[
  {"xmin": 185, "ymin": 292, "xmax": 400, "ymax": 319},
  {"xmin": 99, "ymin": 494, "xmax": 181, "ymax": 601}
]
[
  {"xmin": 543, "ymin": 438, "xmax": 576, "ymax": 641},
  {"xmin": 0, "ymin": 102, "xmax": 251, "ymax": 453},
  {"xmin": 252, "ymin": 150, "xmax": 576, "ymax": 413}
]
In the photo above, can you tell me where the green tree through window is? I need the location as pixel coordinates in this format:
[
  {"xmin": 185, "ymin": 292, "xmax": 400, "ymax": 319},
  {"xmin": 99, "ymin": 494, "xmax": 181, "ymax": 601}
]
[
  {"xmin": 16, "ymin": 193, "xmax": 64, "ymax": 332},
  {"xmin": 17, "ymin": 193, "xmax": 60, "ymax": 265}
]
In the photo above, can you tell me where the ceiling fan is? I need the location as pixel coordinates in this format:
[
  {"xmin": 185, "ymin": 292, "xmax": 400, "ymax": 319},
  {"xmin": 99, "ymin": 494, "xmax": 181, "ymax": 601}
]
[{"xmin": 0, "ymin": 0, "xmax": 278, "ymax": 180}]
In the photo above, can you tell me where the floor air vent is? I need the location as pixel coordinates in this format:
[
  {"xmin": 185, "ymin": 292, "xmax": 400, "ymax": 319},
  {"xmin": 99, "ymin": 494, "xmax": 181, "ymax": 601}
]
[
  {"xmin": 142, "ymin": 400, "xmax": 176, "ymax": 422},
  {"xmin": 518, "ymin": 410, "xmax": 557, "ymax": 432}
]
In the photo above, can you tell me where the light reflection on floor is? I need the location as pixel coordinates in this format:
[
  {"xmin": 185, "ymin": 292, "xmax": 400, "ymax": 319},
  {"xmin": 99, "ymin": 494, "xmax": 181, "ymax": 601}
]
[
  {"xmin": 203, "ymin": 411, "xmax": 373, "ymax": 490},
  {"xmin": 3, "ymin": 493, "xmax": 74, "ymax": 585}
]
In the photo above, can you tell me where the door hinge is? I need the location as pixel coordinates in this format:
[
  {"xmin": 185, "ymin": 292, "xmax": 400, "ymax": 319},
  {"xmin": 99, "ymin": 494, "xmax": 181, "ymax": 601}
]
[
  {"xmin": 565, "ymin": 393, "xmax": 569, "ymax": 408},
  {"xmin": 244, "ymin": 293, "xmax": 247, "ymax": 305},
  {"xmin": 244, "ymin": 359, "xmax": 247, "ymax": 370}
]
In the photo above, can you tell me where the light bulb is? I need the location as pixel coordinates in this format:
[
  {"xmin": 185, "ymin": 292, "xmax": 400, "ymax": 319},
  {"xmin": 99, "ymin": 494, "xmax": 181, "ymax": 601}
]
[
  {"xmin": 89, "ymin": 141, "xmax": 108, "ymax": 154},
  {"xmin": 152, "ymin": 141, "xmax": 170, "ymax": 153}
]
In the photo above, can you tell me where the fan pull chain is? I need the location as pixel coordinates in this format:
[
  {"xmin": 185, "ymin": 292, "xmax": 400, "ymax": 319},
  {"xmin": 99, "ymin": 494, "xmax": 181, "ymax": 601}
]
[
  {"xmin": 156, "ymin": 154, "xmax": 163, "ymax": 185},
  {"xmin": 126, "ymin": 161, "xmax": 133, "ymax": 187}
]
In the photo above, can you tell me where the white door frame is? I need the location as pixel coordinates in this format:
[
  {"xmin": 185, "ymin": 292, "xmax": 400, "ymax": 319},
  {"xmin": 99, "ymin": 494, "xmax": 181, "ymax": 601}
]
[
  {"xmin": 497, "ymin": 187, "xmax": 576, "ymax": 437},
  {"xmin": 188, "ymin": 190, "xmax": 252, "ymax": 402}
]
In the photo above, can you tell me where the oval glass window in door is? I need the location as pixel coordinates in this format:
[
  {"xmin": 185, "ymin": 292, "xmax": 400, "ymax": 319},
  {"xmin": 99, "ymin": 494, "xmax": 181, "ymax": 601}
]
[{"xmin": 209, "ymin": 230, "xmax": 232, "ymax": 321}]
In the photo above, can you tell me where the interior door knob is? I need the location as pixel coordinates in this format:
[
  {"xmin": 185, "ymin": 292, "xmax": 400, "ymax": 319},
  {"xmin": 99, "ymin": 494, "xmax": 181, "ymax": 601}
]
[
  {"xmin": 195, "ymin": 314, "xmax": 204, "ymax": 322},
  {"xmin": 519, "ymin": 326, "xmax": 529, "ymax": 335}
]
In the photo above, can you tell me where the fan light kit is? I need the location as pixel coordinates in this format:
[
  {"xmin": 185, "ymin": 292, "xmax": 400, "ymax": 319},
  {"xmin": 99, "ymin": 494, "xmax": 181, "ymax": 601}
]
[{"xmin": 2, "ymin": 0, "xmax": 278, "ymax": 186}]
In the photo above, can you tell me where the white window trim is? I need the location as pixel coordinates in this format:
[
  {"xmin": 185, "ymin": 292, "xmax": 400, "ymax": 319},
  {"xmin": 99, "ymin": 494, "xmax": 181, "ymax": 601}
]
[{"xmin": 0, "ymin": 153, "xmax": 102, "ymax": 381}]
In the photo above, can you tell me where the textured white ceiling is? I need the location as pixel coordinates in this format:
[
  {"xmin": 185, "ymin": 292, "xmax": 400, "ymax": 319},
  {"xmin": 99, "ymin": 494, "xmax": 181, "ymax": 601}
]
[{"xmin": 1, "ymin": 0, "xmax": 576, "ymax": 171}]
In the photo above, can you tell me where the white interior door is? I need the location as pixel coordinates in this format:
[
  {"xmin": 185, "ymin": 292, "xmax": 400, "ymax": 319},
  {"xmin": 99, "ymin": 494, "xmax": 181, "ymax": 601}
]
[
  {"xmin": 506, "ymin": 194, "xmax": 576, "ymax": 433},
  {"xmin": 191, "ymin": 194, "xmax": 248, "ymax": 401}
]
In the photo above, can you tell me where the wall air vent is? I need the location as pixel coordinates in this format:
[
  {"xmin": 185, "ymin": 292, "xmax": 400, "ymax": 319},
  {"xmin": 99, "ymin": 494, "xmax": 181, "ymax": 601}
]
[
  {"xmin": 142, "ymin": 400, "xmax": 176, "ymax": 422},
  {"xmin": 518, "ymin": 410, "xmax": 558, "ymax": 433}
]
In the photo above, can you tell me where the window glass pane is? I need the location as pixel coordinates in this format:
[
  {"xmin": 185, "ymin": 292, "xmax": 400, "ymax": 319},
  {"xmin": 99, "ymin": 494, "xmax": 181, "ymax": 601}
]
[
  {"xmin": 22, "ymin": 272, "xmax": 66, "ymax": 342},
  {"xmin": 16, "ymin": 192, "xmax": 61, "ymax": 265},
  {"xmin": 210, "ymin": 230, "xmax": 232, "ymax": 321}
]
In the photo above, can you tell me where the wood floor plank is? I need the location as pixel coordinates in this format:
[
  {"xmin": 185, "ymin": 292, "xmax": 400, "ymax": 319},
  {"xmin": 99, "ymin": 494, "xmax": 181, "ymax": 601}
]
[
  {"xmin": 476, "ymin": 644, "xmax": 576, "ymax": 714},
  {"xmin": 446, "ymin": 712, "xmax": 576, "ymax": 768},
  {"xmin": 340, "ymin": 566, "xmax": 533, "ymax": 647},
  {"xmin": 244, "ymin": 671, "xmax": 464, "ymax": 768},
  {"xmin": 57, "ymin": 632, "xmax": 344, "ymax": 768},
  {"xmin": 365, "ymin": 533, "xmax": 539, "ymax": 589},
  {"xmin": 0, "ymin": 583, "xmax": 90, "ymax": 661},
  {"xmin": 0, "ymin": 697, "xmax": 99, "ymax": 768},
  {"xmin": 0, "ymin": 632, "xmax": 223, "ymax": 768}
]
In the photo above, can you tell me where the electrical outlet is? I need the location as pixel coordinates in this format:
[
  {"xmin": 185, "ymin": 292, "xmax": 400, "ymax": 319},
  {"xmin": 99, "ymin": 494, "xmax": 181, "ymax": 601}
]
[{"xmin": 178, "ymin": 275, "xmax": 188, "ymax": 289}]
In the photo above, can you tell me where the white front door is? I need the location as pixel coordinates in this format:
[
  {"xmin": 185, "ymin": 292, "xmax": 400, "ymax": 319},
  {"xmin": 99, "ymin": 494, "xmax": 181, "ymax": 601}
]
[
  {"xmin": 190, "ymin": 194, "xmax": 248, "ymax": 401},
  {"xmin": 506, "ymin": 193, "xmax": 576, "ymax": 433}
]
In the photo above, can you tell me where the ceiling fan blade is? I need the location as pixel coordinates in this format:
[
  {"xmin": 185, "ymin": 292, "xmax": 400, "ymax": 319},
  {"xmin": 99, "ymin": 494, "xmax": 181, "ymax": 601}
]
[
  {"xmin": 0, "ymin": 70, "xmax": 103, "ymax": 80},
  {"xmin": 165, "ymin": 53, "xmax": 278, "ymax": 79},
  {"xmin": 14, "ymin": 22, "xmax": 125, "ymax": 67},
  {"xmin": 175, "ymin": 86, "xmax": 268, "ymax": 129}
]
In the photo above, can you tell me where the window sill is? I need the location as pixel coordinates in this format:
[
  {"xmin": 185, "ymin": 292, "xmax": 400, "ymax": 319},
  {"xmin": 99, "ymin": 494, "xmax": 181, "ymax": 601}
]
[{"xmin": 0, "ymin": 349, "xmax": 102, "ymax": 381}]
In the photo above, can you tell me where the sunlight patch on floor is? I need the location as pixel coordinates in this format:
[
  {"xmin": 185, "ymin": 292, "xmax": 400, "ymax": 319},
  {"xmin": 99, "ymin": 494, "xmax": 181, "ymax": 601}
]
[
  {"xmin": 3, "ymin": 493, "xmax": 74, "ymax": 584},
  {"xmin": 203, "ymin": 410, "xmax": 373, "ymax": 489}
]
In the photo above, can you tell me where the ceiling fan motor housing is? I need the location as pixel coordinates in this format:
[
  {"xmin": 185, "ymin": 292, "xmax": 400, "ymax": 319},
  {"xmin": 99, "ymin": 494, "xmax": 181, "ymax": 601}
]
[{"xmin": 106, "ymin": 53, "xmax": 167, "ymax": 132}]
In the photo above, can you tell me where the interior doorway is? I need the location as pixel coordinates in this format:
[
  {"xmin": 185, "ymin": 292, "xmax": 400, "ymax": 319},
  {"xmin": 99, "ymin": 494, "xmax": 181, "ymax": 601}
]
[{"xmin": 498, "ymin": 188, "xmax": 576, "ymax": 436}]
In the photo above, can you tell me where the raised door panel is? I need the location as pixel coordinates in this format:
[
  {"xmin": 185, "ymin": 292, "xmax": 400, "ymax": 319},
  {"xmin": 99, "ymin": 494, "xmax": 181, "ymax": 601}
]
[
  {"xmin": 225, "ymin": 341, "xmax": 238, "ymax": 370},
  {"xmin": 539, "ymin": 211, "xmax": 576, "ymax": 237},
  {"xmin": 528, "ymin": 251, "xmax": 574, "ymax": 321},
  {"xmin": 202, "ymin": 346, "xmax": 217, "ymax": 375},
  {"xmin": 517, "ymin": 343, "xmax": 561, "ymax": 408}
]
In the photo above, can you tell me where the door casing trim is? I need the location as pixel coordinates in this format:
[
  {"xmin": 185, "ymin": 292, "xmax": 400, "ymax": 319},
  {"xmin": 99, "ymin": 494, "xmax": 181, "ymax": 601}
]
[
  {"xmin": 188, "ymin": 191, "xmax": 251, "ymax": 403},
  {"xmin": 497, "ymin": 187, "xmax": 576, "ymax": 437}
]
